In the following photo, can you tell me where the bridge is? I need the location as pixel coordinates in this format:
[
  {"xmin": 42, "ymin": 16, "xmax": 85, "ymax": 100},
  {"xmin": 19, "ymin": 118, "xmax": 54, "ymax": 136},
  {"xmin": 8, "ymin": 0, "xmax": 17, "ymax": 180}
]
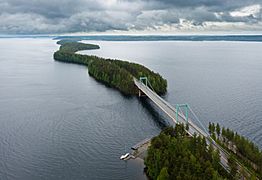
[
  {"xmin": 135, "ymin": 77, "xmax": 208, "ymax": 138},
  {"xmin": 134, "ymin": 77, "xmax": 241, "ymax": 172}
]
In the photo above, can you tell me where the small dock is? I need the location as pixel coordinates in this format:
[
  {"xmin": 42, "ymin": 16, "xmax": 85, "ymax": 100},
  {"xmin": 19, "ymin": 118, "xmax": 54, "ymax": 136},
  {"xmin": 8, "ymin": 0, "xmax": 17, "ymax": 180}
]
[
  {"xmin": 131, "ymin": 137, "xmax": 152, "ymax": 150},
  {"xmin": 130, "ymin": 137, "xmax": 153, "ymax": 160}
]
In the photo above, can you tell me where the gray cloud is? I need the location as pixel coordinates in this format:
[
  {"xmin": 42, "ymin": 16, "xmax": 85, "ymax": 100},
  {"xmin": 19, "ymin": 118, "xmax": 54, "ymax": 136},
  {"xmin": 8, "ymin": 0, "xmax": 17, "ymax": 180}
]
[{"xmin": 0, "ymin": 0, "xmax": 261, "ymax": 34}]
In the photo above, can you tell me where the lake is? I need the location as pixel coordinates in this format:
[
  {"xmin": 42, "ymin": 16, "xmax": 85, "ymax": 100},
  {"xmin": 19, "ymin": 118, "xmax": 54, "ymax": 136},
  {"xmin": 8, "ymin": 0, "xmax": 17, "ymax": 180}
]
[{"xmin": 0, "ymin": 38, "xmax": 261, "ymax": 179}]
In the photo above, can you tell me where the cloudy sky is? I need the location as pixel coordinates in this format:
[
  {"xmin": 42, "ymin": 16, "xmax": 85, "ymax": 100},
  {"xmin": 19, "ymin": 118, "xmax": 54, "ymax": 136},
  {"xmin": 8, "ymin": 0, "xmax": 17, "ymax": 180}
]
[{"xmin": 0, "ymin": 0, "xmax": 262, "ymax": 34}]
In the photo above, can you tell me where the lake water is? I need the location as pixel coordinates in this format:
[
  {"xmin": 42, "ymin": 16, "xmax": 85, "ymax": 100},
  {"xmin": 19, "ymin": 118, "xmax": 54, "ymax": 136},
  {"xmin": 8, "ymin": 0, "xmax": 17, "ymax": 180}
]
[{"xmin": 0, "ymin": 38, "xmax": 262, "ymax": 179}]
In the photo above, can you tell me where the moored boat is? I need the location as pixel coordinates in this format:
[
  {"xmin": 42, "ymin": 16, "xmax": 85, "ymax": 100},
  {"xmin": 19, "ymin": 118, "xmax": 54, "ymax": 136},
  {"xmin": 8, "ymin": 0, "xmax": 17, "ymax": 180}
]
[{"xmin": 120, "ymin": 153, "xmax": 130, "ymax": 160}]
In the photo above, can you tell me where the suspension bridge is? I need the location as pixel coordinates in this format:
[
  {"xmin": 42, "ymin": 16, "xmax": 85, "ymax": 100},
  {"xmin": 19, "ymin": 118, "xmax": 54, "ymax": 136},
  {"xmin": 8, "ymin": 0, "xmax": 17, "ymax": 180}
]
[{"xmin": 134, "ymin": 77, "xmax": 235, "ymax": 172}]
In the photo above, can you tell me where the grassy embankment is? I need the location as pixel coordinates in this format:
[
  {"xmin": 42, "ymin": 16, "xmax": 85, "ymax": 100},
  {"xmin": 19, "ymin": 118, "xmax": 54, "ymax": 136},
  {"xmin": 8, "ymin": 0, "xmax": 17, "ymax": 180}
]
[{"xmin": 54, "ymin": 40, "xmax": 167, "ymax": 95}]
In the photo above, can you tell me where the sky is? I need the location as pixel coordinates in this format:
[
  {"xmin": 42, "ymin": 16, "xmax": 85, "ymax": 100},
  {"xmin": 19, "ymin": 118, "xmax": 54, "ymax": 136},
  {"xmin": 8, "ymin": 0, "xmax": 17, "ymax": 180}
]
[{"xmin": 0, "ymin": 0, "xmax": 262, "ymax": 35}]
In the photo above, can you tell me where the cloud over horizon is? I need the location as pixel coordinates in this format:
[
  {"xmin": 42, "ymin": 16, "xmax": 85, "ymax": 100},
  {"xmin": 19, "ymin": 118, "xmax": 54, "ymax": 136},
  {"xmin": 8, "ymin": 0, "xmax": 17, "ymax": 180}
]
[{"xmin": 0, "ymin": 0, "xmax": 262, "ymax": 34}]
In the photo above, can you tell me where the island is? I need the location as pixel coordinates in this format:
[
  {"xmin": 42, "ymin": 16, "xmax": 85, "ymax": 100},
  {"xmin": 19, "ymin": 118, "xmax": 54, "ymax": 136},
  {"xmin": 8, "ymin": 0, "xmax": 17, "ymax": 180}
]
[{"xmin": 54, "ymin": 40, "xmax": 167, "ymax": 95}]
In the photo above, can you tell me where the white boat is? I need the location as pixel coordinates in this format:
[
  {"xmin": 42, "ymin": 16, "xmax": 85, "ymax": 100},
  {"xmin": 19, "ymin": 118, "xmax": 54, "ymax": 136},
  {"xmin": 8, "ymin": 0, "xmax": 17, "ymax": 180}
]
[{"xmin": 120, "ymin": 153, "xmax": 130, "ymax": 160}]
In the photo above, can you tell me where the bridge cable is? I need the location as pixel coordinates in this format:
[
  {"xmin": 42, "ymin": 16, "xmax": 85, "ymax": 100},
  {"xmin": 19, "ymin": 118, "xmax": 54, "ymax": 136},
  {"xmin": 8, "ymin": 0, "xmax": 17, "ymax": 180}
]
[
  {"xmin": 188, "ymin": 106, "xmax": 210, "ymax": 136},
  {"xmin": 146, "ymin": 78, "xmax": 155, "ymax": 92}
]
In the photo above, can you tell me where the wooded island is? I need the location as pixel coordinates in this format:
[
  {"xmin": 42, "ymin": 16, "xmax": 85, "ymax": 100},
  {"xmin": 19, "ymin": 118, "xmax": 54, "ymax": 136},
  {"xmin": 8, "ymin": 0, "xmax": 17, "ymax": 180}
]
[{"xmin": 54, "ymin": 40, "xmax": 167, "ymax": 95}]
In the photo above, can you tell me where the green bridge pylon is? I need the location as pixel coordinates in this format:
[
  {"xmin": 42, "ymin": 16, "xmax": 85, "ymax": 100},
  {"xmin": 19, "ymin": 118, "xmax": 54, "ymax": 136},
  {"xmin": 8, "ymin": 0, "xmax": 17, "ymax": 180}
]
[
  {"xmin": 175, "ymin": 104, "xmax": 189, "ymax": 124},
  {"xmin": 139, "ymin": 77, "xmax": 148, "ymax": 97},
  {"xmin": 139, "ymin": 77, "xmax": 148, "ymax": 86}
]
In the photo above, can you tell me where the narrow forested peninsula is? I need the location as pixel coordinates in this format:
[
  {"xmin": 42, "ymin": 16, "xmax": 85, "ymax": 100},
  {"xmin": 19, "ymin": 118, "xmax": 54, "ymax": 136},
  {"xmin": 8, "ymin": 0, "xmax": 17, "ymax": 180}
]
[{"xmin": 54, "ymin": 40, "xmax": 167, "ymax": 95}]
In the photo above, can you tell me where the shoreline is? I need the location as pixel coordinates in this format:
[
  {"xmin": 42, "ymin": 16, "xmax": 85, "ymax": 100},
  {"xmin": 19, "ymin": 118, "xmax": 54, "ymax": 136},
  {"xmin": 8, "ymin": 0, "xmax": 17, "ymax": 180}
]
[{"xmin": 123, "ymin": 137, "xmax": 152, "ymax": 161}]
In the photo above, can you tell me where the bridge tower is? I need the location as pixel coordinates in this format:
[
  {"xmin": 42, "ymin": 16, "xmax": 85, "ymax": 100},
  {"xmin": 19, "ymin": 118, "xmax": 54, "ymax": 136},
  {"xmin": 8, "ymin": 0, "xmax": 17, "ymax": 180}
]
[
  {"xmin": 139, "ymin": 77, "xmax": 148, "ymax": 86},
  {"xmin": 175, "ymin": 104, "xmax": 189, "ymax": 124},
  {"xmin": 138, "ymin": 77, "xmax": 148, "ymax": 97}
]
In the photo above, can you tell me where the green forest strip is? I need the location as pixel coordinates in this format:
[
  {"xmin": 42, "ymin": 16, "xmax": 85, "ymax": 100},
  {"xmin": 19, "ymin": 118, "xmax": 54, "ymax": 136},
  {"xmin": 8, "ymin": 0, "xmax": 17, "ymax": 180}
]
[
  {"xmin": 208, "ymin": 122, "xmax": 262, "ymax": 179},
  {"xmin": 53, "ymin": 40, "xmax": 167, "ymax": 95}
]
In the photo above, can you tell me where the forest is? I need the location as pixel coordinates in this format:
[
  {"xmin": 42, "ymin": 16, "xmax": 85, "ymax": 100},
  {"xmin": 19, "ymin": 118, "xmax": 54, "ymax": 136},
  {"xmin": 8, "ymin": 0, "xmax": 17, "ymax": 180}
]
[
  {"xmin": 53, "ymin": 40, "xmax": 167, "ymax": 95},
  {"xmin": 58, "ymin": 41, "xmax": 100, "ymax": 53},
  {"xmin": 145, "ymin": 124, "xmax": 230, "ymax": 180}
]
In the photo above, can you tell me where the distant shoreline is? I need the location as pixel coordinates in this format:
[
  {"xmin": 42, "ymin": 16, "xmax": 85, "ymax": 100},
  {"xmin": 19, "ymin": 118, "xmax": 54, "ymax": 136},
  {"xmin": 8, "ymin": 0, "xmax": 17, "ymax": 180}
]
[
  {"xmin": 54, "ymin": 35, "xmax": 262, "ymax": 42},
  {"xmin": 1, "ymin": 35, "xmax": 262, "ymax": 42}
]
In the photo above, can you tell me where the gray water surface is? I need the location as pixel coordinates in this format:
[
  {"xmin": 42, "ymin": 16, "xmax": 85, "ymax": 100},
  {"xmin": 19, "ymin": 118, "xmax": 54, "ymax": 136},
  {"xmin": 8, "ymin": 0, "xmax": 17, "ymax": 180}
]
[
  {"xmin": 0, "ymin": 38, "xmax": 159, "ymax": 180},
  {"xmin": 0, "ymin": 38, "xmax": 262, "ymax": 180}
]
